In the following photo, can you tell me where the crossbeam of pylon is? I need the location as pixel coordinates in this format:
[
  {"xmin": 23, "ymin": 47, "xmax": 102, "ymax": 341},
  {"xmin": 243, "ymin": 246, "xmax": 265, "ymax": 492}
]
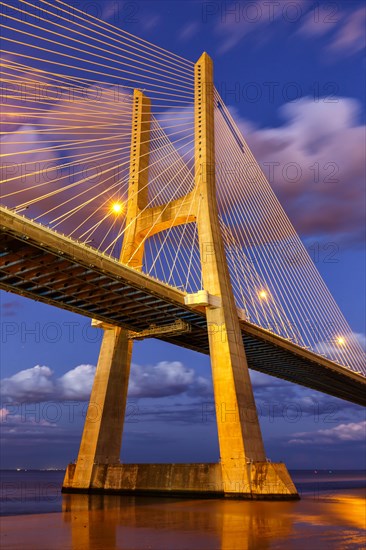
[{"xmin": 120, "ymin": 91, "xmax": 196, "ymax": 269}]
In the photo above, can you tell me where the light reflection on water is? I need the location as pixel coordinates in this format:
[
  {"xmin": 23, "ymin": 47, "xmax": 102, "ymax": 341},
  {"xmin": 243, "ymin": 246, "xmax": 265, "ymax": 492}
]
[
  {"xmin": 59, "ymin": 490, "xmax": 364, "ymax": 550},
  {"xmin": 1, "ymin": 478, "xmax": 365, "ymax": 548}
]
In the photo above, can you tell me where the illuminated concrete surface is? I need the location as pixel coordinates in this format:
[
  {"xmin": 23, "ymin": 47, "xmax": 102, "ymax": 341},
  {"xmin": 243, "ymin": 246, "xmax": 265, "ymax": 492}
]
[{"xmin": 63, "ymin": 462, "xmax": 298, "ymax": 499}]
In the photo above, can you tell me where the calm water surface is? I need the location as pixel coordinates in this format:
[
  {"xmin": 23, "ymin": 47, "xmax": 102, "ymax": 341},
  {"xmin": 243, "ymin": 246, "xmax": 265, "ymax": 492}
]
[{"xmin": 0, "ymin": 470, "xmax": 365, "ymax": 549}]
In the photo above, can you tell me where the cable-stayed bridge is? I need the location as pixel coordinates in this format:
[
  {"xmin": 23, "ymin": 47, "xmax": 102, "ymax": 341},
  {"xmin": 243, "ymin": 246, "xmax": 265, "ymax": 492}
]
[
  {"xmin": 1, "ymin": 0, "xmax": 365, "ymax": 499},
  {"xmin": 1, "ymin": 206, "xmax": 365, "ymax": 407}
]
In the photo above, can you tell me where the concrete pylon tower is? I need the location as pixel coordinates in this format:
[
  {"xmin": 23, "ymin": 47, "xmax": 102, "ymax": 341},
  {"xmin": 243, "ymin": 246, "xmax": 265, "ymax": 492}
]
[
  {"xmin": 70, "ymin": 90, "xmax": 151, "ymax": 489},
  {"xmin": 64, "ymin": 54, "xmax": 298, "ymax": 499},
  {"xmin": 193, "ymin": 53, "xmax": 266, "ymax": 490}
]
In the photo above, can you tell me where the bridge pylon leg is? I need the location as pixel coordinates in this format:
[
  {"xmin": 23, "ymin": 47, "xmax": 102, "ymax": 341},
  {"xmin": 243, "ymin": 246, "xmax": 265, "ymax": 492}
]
[
  {"xmin": 192, "ymin": 52, "xmax": 297, "ymax": 497},
  {"xmin": 194, "ymin": 53, "xmax": 265, "ymax": 493},
  {"xmin": 69, "ymin": 327, "xmax": 132, "ymax": 489},
  {"xmin": 67, "ymin": 90, "xmax": 151, "ymax": 490}
]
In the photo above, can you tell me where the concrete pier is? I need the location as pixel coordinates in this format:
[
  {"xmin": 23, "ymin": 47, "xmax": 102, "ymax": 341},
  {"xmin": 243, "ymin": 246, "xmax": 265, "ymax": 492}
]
[{"xmin": 62, "ymin": 462, "xmax": 299, "ymax": 499}]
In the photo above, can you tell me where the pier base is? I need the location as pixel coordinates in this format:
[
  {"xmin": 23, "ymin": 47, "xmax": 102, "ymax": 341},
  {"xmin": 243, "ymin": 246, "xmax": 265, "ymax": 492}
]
[{"xmin": 62, "ymin": 462, "xmax": 299, "ymax": 500}]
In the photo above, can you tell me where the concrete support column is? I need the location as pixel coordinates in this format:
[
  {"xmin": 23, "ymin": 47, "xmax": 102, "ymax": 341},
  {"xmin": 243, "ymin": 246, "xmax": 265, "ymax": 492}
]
[
  {"xmin": 194, "ymin": 53, "xmax": 266, "ymax": 492},
  {"xmin": 71, "ymin": 90, "xmax": 151, "ymax": 489},
  {"xmin": 72, "ymin": 328, "xmax": 132, "ymax": 489}
]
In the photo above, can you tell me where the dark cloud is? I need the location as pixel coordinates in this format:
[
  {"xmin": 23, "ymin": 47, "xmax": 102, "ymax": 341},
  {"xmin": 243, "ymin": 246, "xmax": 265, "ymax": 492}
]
[
  {"xmin": 215, "ymin": 3, "xmax": 365, "ymax": 58},
  {"xmin": 297, "ymin": 8, "xmax": 339, "ymax": 38},
  {"xmin": 326, "ymin": 7, "xmax": 366, "ymax": 56},
  {"xmin": 235, "ymin": 97, "xmax": 365, "ymax": 245},
  {"xmin": 213, "ymin": 0, "xmax": 308, "ymax": 54},
  {"xmin": 178, "ymin": 22, "xmax": 199, "ymax": 42},
  {"xmin": 248, "ymin": 370, "xmax": 365, "ymax": 427},
  {"xmin": 1, "ymin": 301, "xmax": 23, "ymax": 317}
]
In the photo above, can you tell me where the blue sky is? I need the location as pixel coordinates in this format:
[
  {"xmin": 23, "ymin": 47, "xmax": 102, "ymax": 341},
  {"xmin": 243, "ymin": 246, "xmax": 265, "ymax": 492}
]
[{"xmin": 1, "ymin": 0, "xmax": 365, "ymax": 470}]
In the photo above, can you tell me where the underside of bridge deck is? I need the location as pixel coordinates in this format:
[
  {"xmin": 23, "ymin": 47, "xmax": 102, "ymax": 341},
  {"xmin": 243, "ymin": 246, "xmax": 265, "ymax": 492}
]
[{"xmin": 1, "ymin": 209, "xmax": 365, "ymax": 407}]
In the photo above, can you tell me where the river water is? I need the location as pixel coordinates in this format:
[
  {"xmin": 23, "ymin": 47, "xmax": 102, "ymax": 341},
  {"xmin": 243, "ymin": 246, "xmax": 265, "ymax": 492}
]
[{"xmin": 0, "ymin": 470, "xmax": 365, "ymax": 549}]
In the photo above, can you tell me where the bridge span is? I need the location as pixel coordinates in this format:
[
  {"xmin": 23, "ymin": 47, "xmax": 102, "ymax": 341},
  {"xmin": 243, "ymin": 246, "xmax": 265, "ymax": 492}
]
[{"xmin": 1, "ymin": 205, "xmax": 365, "ymax": 407}]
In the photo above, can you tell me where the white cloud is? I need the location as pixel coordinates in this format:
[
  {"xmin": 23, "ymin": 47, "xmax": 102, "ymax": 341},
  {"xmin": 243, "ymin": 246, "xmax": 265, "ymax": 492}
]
[
  {"xmin": 58, "ymin": 364, "xmax": 96, "ymax": 400},
  {"xmin": 1, "ymin": 366, "xmax": 55, "ymax": 402},
  {"xmin": 1, "ymin": 361, "xmax": 211, "ymax": 403},
  {"xmin": 129, "ymin": 361, "xmax": 196, "ymax": 398},
  {"xmin": 289, "ymin": 420, "xmax": 366, "ymax": 445}
]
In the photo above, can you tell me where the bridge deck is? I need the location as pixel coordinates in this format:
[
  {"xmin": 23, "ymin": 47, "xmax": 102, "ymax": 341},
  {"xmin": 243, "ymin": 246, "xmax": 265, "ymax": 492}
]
[{"xmin": 1, "ymin": 206, "xmax": 365, "ymax": 407}]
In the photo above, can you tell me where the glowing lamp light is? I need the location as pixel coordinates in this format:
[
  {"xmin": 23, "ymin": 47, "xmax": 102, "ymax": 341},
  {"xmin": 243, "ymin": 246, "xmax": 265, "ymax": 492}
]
[
  {"xmin": 337, "ymin": 336, "xmax": 345, "ymax": 346},
  {"xmin": 111, "ymin": 202, "xmax": 124, "ymax": 215},
  {"xmin": 258, "ymin": 290, "xmax": 268, "ymax": 300}
]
